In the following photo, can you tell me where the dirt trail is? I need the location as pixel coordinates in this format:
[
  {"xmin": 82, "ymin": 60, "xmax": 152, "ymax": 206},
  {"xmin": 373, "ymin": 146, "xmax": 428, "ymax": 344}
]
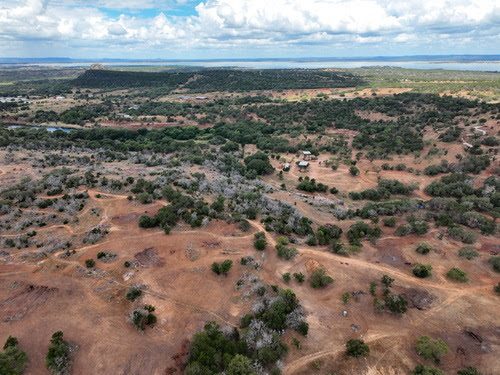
[
  {"xmin": 250, "ymin": 220, "xmax": 495, "ymax": 374},
  {"xmin": 250, "ymin": 221, "xmax": 487, "ymax": 294},
  {"xmin": 283, "ymin": 332, "xmax": 398, "ymax": 374}
]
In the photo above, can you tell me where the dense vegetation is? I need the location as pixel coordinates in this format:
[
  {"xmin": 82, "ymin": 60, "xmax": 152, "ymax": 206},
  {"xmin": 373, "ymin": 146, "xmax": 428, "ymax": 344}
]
[
  {"xmin": 72, "ymin": 68, "xmax": 363, "ymax": 91},
  {"xmin": 0, "ymin": 336, "xmax": 28, "ymax": 375}
]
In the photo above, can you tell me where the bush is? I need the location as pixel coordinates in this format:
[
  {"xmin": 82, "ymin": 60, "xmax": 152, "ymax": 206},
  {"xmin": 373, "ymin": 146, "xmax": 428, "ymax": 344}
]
[
  {"xmin": 383, "ymin": 217, "xmax": 397, "ymax": 227},
  {"xmin": 349, "ymin": 166, "xmax": 360, "ymax": 176},
  {"xmin": 254, "ymin": 232, "xmax": 267, "ymax": 251},
  {"xmin": 413, "ymin": 264, "xmax": 433, "ymax": 278},
  {"xmin": 138, "ymin": 215, "xmax": 158, "ymax": 228},
  {"xmin": 282, "ymin": 273, "xmax": 291, "ymax": 283},
  {"xmin": 489, "ymin": 256, "xmax": 500, "ymax": 273},
  {"xmin": 275, "ymin": 237, "xmax": 298, "ymax": 260},
  {"xmin": 244, "ymin": 152, "xmax": 274, "ymax": 175},
  {"xmin": 46, "ymin": 331, "xmax": 71, "ymax": 375},
  {"xmin": 85, "ymin": 259, "xmax": 95, "ymax": 268},
  {"xmin": 457, "ymin": 367, "xmax": 482, "ymax": 375},
  {"xmin": 296, "ymin": 176, "xmax": 328, "ymax": 193},
  {"xmin": 415, "ymin": 335, "xmax": 448, "ymax": 364},
  {"xmin": 384, "ymin": 294, "xmax": 408, "ymax": 314},
  {"xmin": 0, "ymin": 336, "xmax": 28, "ymax": 375},
  {"xmin": 226, "ymin": 354, "xmax": 254, "ymax": 375},
  {"xmin": 296, "ymin": 321, "xmax": 309, "ymax": 336},
  {"xmin": 346, "ymin": 339, "xmax": 370, "ymax": 357},
  {"xmin": 186, "ymin": 322, "xmax": 243, "ymax": 373},
  {"xmin": 212, "ymin": 260, "xmax": 233, "ymax": 276},
  {"xmin": 293, "ymin": 272, "xmax": 305, "ymax": 283},
  {"xmin": 412, "ymin": 364, "xmax": 444, "ymax": 375},
  {"xmin": 310, "ymin": 269, "xmax": 333, "ymax": 289},
  {"xmin": 131, "ymin": 308, "xmax": 157, "ymax": 330},
  {"xmin": 416, "ymin": 243, "xmax": 432, "ymax": 255},
  {"xmin": 316, "ymin": 224, "xmax": 342, "ymax": 245},
  {"xmin": 346, "ymin": 221, "xmax": 381, "ymax": 245},
  {"xmin": 126, "ymin": 286, "xmax": 142, "ymax": 301},
  {"xmin": 458, "ymin": 247, "xmax": 479, "ymax": 260},
  {"xmin": 446, "ymin": 267, "xmax": 468, "ymax": 282},
  {"xmin": 448, "ymin": 226, "xmax": 476, "ymax": 244}
]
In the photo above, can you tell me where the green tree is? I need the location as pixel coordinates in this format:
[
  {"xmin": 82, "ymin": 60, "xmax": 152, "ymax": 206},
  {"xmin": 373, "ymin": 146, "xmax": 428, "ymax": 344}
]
[
  {"xmin": 412, "ymin": 364, "xmax": 444, "ymax": 375},
  {"xmin": 346, "ymin": 339, "xmax": 370, "ymax": 357},
  {"xmin": 446, "ymin": 268, "xmax": 468, "ymax": 282},
  {"xmin": 227, "ymin": 354, "xmax": 255, "ymax": 375},
  {"xmin": 457, "ymin": 367, "xmax": 482, "ymax": 375},
  {"xmin": 310, "ymin": 269, "xmax": 333, "ymax": 289},
  {"xmin": 415, "ymin": 336, "xmax": 448, "ymax": 364},
  {"xmin": 46, "ymin": 331, "xmax": 71, "ymax": 375},
  {"xmin": 413, "ymin": 264, "xmax": 432, "ymax": 278},
  {"xmin": 0, "ymin": 336, "xmax": 28, "ymax": 375}
]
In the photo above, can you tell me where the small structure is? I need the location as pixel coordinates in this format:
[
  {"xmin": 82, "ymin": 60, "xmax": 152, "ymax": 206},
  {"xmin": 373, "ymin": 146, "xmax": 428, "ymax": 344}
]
[
  {"xmin": 282, "ymin": 163, "xmax": 291, "ymax": 172},
  {"xmin": 302, "ymin": 150, "xmax": 312, "ymax": 160},
  {"xmin": 297, "ymin": 160, "xmax": 309, "ymax": 171}
]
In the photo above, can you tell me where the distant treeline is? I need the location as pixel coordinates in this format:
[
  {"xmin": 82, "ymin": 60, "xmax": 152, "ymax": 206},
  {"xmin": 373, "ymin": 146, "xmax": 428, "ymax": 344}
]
[{"xmin": 72, "ymin": 68, "xmax": 363, "ymax": 91}]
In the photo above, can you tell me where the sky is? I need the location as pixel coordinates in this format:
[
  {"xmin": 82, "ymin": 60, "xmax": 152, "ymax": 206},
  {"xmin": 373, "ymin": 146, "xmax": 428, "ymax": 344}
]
[{"xmin": 0, "ymin": 0, "xmax": 498, "ymax": 59}]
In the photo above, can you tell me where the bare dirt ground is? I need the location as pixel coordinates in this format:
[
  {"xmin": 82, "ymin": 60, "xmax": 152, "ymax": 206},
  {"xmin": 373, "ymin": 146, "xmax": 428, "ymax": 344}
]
[
  {"xmin": 0, "ymin": 130, "xmax": 498, "ymax": 375},
  {"xmin": 0, "ymin": 180, "xmax": 497, "ymax": 374}
]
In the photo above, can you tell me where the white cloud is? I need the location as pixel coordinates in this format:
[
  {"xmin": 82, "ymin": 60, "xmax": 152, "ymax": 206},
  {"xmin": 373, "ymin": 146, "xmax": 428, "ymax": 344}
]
[{"xmin": 0, "ymin": 0, "xmax": 498, "ymax": 56}]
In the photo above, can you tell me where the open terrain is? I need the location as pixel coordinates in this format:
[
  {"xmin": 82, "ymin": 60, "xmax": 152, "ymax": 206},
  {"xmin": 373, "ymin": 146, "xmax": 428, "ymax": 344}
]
[{"xmin": 0, "ymin": 66, "xmax": 499, "ymax": 375}]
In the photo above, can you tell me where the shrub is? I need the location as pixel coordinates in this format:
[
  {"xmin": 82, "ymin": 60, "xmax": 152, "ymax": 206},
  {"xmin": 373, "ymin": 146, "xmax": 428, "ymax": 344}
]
[
  {"xmin": 244, "ymin": 152, "xmax": 274, "ymax": 175},
  {"xmin": 293, "ymin": 272, "xmax": 305, "ymax": 283},
  {"xmin": 138, "ymin": 215, "xmax": 158, "ymax": 228},
  {"xmin": 384, "ymin": 294, "xmax": 408, "ymax": 314},
  {"xmin": 254, "ymin": 232, "xmax": 267, "ymax": 251},
  {"xmin": 457, "ymin": 367, "xmax": 482, "ymax": 375},
  {"xmin": 416, "ymin": 243, "xmax": 432, "ymax": 255},
  {"xmin": 130, "ymin": 308, "xmax": 157, "ymax": 330},
  {"xmin": 296, "ymin": 321, "xmax": 309, "ymax": 336},
  {"xmin": 282, "ymin": 273, "xmax": 291, "ymax": 283},
  {"xmin": 489, "ymin": 256, "xmax": 500, "ymax": 273},
  {"xmin": 448, "ymin": 226, "xmax": 476, "ymax": 244},
  {"xmin": 446, "ymin": 268, "xmax": 468, "ymax": 282},
  {"xmin": 212, "ymin": 260, "xmax": 233, "ymax": 276},
  {"xmin": 415, "ymin": 335, "xmax": 448, "ymax": 364},
  {"xmin": 310, "ymin": 269, "xmax": 333, "ymax": 289},
  {"xmin": 349, "ymin": 166, "xmax": 360, "ymax": 176},
  {"xmin": 46, "ymin": 331, "xmax": 71, "ymax": 375},
  {"xmin": 346, "ymin": 221, "xmax": 381, "ymax": 245},
  {"xmin": 413, "ymin": 264, "xmax": 433, "ymax": 278},
  {"xmin": 276, "ymin": 237, "xmax": 298, "ymax": 260},
  {"xmin": 342, "ymin": 292, "xmax": 351, "ymax": 304},
  {"xmin": 346, "ymin": 339, "xmax": 369, "ymax": 357},
  {"xmin": 296, "ymin": 176, "xmax": 328, "ymax": 193},
  {"xmin": 226, "ymin": 354, "xmax": 254, "ymax": 375},
  {"xmin": 412, "ymin": 364, "xmax": 444, "ymax": 375},
  {"xmin": 383, "ymin": 217, "xmax": 397, "ymax": 227},
  {"xmin": 494, "ymin": 282, "xmax": 500, "ymax": 295},
  {"xmin": 85, "ymin": 259, "xmax": 95, "ymax": 268},
  {"xmin": 126, "ymin": 286, "xmax": 142, "ymax": 301},
  {"xmin": 0, "ymin": 336, "xmax": 28, "ymax": 375},
  {"xmin": 316, "ymin": 224, "xmax": 342, "ymax": 245},
  {"xmin": 330, "ymin": 241, "xmax": 349, "ymax": 256},
  {"xmin": 458, "ymin": 247, "xmax": 479, "ymax": 260}
]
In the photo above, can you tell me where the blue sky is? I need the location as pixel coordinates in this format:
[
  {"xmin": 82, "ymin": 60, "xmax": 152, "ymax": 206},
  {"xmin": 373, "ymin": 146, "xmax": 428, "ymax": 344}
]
[{"xmin": 0, "ymin": 0, "xmax": 498, "ymax": 59}]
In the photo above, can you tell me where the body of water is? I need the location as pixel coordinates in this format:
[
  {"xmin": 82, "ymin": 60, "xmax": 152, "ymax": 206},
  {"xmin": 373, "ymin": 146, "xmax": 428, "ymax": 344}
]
[{"xmin": 2, "ymin": 59, "xmax": 499, "ymax": 72}]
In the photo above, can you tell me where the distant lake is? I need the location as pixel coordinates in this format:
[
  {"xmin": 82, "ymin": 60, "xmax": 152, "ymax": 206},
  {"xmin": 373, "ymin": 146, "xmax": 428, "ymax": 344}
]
[
  {"xmin": 6, "ymin": 59, "xmax": 500, "ymax": 72},
  {"xmin": 6, "ymin": 125, "xmax": 73, "ymax": 133}
]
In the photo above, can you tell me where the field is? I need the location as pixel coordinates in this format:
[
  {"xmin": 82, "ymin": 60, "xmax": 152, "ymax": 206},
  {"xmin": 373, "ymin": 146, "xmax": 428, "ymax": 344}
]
[{"xmin": 0, "ymin": 66, "xmax": 499, "ymax": 375}]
